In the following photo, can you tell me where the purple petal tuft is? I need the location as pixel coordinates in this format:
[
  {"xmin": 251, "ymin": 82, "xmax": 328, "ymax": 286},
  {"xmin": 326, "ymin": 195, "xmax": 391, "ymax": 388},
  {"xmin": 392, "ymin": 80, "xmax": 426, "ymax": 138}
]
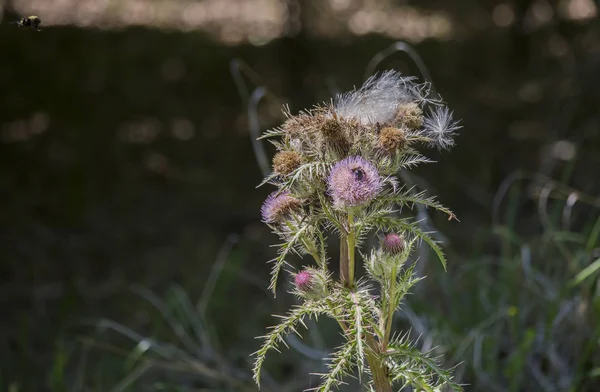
[
  {"xmin": 260, "ymin": 191, "xmax": 301, "ymax": 223},
  {"xmin": 327, "ymin": 156, "xmax": 382, "ymax": 208}
]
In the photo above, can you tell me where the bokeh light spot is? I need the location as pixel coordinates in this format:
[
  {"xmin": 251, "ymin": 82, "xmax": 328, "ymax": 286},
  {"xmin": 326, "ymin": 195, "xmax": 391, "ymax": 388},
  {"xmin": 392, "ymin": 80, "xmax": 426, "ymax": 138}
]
[{"xmin": 493, "ymin": 4, "xmax": 515, "ymax": 27}]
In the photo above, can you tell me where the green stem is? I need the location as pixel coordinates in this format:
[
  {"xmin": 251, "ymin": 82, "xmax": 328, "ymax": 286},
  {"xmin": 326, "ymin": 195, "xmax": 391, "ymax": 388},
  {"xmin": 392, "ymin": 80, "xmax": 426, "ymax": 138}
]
[
  {"xmin": 340, "ymin": 234, "xmax": 349, "ymax": 284},
  {"xmin": 378, "ymin": 292, "xmax": 387, "ymax": 337},
  {"xmin": 347, "ymin": 212, "xmax": 356, "ymax": 288},
  {"xmin": 285, "ymin": 220, "xmax": 321, "ymax": 266},
  {"xmin": 366, "ymin": 335, "xmax": 393, "ymax": 392},
  {"xmin": 303, "ymin": 238, "xmax": 321, "ymax": 266},
  {"xmin": 383, "ymin": 265, "xmax": 397, "ymax": 350}
]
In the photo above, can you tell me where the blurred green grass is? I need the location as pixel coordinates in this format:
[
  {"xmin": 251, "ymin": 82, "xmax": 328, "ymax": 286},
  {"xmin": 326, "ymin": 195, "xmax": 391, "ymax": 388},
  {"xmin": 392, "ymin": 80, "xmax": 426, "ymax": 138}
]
[{"xmin": 10, "ymin": 174, "xmax": 595, "ymax": 392}]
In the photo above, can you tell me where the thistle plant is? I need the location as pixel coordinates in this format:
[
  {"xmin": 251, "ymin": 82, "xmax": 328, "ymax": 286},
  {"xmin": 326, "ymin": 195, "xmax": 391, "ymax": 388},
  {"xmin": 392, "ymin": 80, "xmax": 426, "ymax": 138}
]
[{"xmin": 253, "ymin": 70, "xmax": 463, "ymax": 392}]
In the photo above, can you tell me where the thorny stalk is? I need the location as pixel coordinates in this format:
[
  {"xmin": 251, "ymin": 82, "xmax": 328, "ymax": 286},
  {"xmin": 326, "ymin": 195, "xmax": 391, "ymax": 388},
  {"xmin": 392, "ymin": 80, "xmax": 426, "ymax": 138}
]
[
  {"xmin": 254, "ymin": 70, "xmax": 463, "ymax": 391},
  {"xmin": 383, "ymin": 265, "xmax": 397, "ymax": 351},
  {"xmin": 366, "ymin": 335, "xmax": 393, "ymax": 392},
  {"xmin": 346, "ymin": 212, "xmax": 356, "ymax": 289},
  {"xmin": 340, "ymin": 235, "xmax": 349, "ymax": 285}
]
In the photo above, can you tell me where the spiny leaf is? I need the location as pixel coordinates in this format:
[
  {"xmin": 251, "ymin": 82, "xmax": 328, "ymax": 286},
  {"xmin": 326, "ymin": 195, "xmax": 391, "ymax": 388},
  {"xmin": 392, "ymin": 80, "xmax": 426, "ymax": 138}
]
[
  {"xmin": 309, "ymin": 339, "xmax": 356, "ymax": 392},
  {"xmin": 385, "ymin": 335, "xmax": 463, "ymax": 392},
  {"xmin": 315, "ymin": 225, "xmax": 329, "ymax": 271},
  {"xmin": 395, "ymin": 152, "xmax": 435, "ymax": 170},
  {"xmin": 392, "ymin": 263, "xmax": 424, "ymax": 310},
  {"xmin": 280, "ymin": 161, "xmax": 330, "ymax": 191},
  {"xmin": 258, "ymin": 127, "xmax": 286, "ymax": 140},
  {"xmin": 349, "ymin": 292, "xmax": 365, "ymax": 378},
  {"xmin": 379, "ymin": 186, "xmax": 456, "ymax": 220},
  {"xmin": 268, "ymin": 225, "xmax": 308, "ymax": 295},
  {"xmin": 256, "ymin": 172, "xmax": 280, "ymax": 188},
  {"xmin": 253, "ymin": 299, "xmax": 330, "ymax": 388}
]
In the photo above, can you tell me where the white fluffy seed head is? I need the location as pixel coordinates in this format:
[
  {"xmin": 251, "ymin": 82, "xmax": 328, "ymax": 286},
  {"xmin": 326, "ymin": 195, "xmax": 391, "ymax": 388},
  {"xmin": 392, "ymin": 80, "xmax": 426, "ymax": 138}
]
[
  {"xmin": 422, "ymin": 106, "xmax": 461, "ymax": 150},
  {"xmin": 334, "ymin": 70, "xmax": 418, "ymax": 125}
]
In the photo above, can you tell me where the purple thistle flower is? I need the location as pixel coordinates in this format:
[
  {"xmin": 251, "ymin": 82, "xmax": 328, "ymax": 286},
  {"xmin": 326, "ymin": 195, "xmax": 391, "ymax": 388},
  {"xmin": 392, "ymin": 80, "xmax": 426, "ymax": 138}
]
[
  {"xmin": 382, "ymin": 233, "xmax": 405, "ymax": 255},
  {"xmin": 260, "ymin": 191, "xmax": 302, "ymax": 224},
  {"xmin": 294, "ymin": 270, "xmax": 313, "ymax": 291},
  {"xmin": 327, "ymin": 156, "xmax": 382, "ymax": 208}
]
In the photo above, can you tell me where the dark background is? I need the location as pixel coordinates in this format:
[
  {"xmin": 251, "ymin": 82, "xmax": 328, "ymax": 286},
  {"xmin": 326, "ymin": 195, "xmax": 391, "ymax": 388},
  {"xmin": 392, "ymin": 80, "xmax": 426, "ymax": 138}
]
[{"xmin": 1, "ymin": 0, "xmax": 599, "ymax": 391}]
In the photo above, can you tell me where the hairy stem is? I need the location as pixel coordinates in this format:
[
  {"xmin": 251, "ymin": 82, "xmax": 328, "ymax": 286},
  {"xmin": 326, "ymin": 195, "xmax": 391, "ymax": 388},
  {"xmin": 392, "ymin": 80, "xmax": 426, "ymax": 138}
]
[
  {"xmin": 366, "ymin": 335, "xmax": 393, "ymax": 392},
  {"xmin": 286, "ymin": 219, "xmax": 321, "ymax": 266},
  {"xmin": 302, "ymin": 238, "xmax": 321, "ymax": 266},
  {"xmin": 340, "ymin": 234, "xmax": 349, "ymax": 285},
  {"xmin": 383, "ymin": 265, "xmax": 397, "ymax": 350},
  {"xmin": 347, "ymin": 212, "xmax": 356, "ymax": 288}
]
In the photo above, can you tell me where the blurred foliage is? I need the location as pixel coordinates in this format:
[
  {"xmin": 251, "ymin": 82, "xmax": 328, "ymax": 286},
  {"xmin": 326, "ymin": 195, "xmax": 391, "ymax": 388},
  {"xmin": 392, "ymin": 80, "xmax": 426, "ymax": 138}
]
[{"xmin": 1, "ymin": 0, "xmax": 599, "ymax": 391}]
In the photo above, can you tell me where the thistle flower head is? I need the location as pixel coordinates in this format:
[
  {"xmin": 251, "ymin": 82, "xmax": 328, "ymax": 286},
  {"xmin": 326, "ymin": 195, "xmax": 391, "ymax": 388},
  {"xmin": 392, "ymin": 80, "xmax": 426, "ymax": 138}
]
[
  {"xmin": 334, "ymin": 70, "xmax": 417, "ymax": 125},
  {"xmin": 423, "ymin": 106, "xmax": 461, "ymax": 150},
  {"xmin": 327, "ymin": 156, "xmax": 382, "ymax": 209},
  {"xmin": 260, "ymin": 191, "xmax": 302, "ymax": 224},
  {"xmin": 281, "ymin": 111, "xmax": 317, "ymax": 138},
  {"xmin": 294, "ymin": 270, "xmax": 313, "ymax": 290},
  {"xmin": 378, "ymin": 126, "xmax": 407, "ymax": 153},
  {"xmin": 320, "ymin": 117, "xmax": 350, "ymax": 154},
  {"xmin": 395, "ymin": 102, "xmax": 423, "ymax": 130},
  {"xmin": 272, "ymin": 150, "xmax": 301, "ymax": 175},
  {"xmin": 367, "ymin": 234, "xmax": 411, "ymax": 280},
  {"xmin": 382, "ymin": 233, "xmax": 406, "ymax": 255},
  {"xmin": 293, "ymin": 268, "xmax": 328, "ymax": 300}
]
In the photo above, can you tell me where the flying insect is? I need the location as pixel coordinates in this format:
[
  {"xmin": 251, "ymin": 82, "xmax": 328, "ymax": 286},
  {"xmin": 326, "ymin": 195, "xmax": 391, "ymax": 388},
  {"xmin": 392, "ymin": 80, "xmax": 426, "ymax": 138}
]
[{"xmin": 12, "ymin": 16, "xmax": 42, "ymax": 31}]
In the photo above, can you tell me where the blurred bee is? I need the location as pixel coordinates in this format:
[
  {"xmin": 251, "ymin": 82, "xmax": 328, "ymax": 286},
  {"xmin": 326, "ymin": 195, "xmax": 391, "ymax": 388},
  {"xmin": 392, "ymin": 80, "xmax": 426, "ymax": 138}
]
[{"xmin": 12, "ymin": 16, "xmax": 42, "ymax": 31}]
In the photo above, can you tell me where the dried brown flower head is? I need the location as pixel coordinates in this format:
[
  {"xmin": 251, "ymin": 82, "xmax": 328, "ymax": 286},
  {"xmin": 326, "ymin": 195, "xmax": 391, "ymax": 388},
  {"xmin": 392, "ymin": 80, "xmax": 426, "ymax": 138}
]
[
  {"xmin": 281, "ymin": 112, "xmax": 318, "ymax": 139},
  {"xmin": 395, "ymin": 102, "xmax": 423, "ymax": 130},
  {"xmin": 320, "ymin": 117, "xmax": 350, "ymax": 154},
  {"xmin": 272, "ymin": 150, "xmax": 301, "ymax": 175},
  {"xmin": 378, "ymin": 126, "xmax": 407, "ymax": 153}
]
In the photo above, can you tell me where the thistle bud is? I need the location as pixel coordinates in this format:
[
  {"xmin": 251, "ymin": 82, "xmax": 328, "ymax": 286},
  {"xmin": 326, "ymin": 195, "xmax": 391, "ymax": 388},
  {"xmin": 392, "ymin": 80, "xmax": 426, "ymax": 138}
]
[
  {"xmin": 378, "ymin": 126, "xmax": 407, "ymax": 153},
  {"xmin": 272, "ymin": 150, "xmax": 301, "ymax": 175},
  {"xmin": 395, "ymin": 102, "xmax": 423, "ymax": 130},
  {"xmin": 294, "ymin": 270, "xmax": 313, "ymax": 291},
  {"xmin": 382, "ymin": 233, "xmax": 405, "ymax": 255},
  {"xmin": 293, "ymin": 268, "xmax": 328, "ymax": 300}
]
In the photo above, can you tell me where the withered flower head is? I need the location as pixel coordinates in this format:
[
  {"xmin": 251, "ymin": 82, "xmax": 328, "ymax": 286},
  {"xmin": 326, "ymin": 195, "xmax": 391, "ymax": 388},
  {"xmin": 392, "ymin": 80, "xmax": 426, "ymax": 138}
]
[
  {"xmin": 423, "ymin": 106, "xmax": 461, "ymax": 150},
  {"xmin": 260, "ymin": 191, "xmax": 302, "ymax": 224},
  {"xmin": 395, "ymin": 102, "xmax": 423, "ymax": 130},
  {"xmin": 320, "ymin": 117, "xmax": 350, "ymax": 154},
  {"xmin": 378, "ymin": 127, "xmax": 407, "ymax": 153},
  {"xmin": 281, "ymin": 112, "xmax": 318, "ymax": 139},
  {"xmin": 327, "ymin": 156, "xmax": 382, "ymax": 209},
  {"xmin": 272, "ymin": 150, "xmax": 301, "ymax": 175},
  {"xmin": 334, "ymin": 71, "xmax": 417, "ymax": 125}
]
